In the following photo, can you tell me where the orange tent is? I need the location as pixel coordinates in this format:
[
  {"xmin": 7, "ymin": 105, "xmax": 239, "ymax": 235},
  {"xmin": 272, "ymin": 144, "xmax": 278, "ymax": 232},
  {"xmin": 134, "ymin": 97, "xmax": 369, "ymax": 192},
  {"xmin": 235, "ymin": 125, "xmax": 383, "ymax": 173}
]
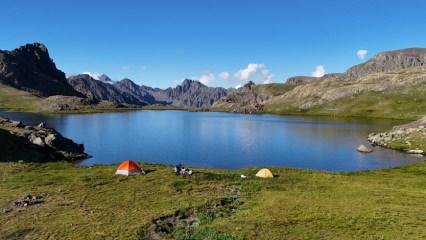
[{"xmin": 115, "ymin": 160, "xmax": 143, "ymax": 176}]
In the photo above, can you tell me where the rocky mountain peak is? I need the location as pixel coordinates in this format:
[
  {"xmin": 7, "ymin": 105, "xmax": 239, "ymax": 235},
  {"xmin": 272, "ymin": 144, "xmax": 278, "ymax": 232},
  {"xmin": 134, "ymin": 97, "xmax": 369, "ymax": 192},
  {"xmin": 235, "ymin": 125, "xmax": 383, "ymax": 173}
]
[
  {"xmin": 98, "ymin": 74, "xmax": 113, "ymax": 83},
  {"xmin": 180, "ymin": 79, "xmax": 205, "ymax": 91},
  {"xmin": 15, "ymin": 43, "xmax": 48, "ymax": 54},
  {"xmin": 0, "ymin": 43, "xmax": 82, "ymax": 97},
  {"xmin": 117, "ymin": 78, "xmax": 138, "ymax": 87},
  {"xmin": 243, "ymin": 81, "xmax": 256, "ymax": 89}
]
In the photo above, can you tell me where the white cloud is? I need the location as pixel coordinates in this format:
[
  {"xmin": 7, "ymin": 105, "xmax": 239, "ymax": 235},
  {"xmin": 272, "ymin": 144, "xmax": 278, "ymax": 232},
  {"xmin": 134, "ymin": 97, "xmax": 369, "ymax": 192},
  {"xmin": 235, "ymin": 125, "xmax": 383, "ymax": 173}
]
[
  {"xmin": 199, "ymin": 73, "xmax": 215, "ymax": 85},
  {"xmin": 235, "ymin": 84, "xmax": 243, "ymax": 89},
  {"xmin": 357, "ymin": 49, "xmax": 368, "ymax": 60},
  {"xmin": 311, "ymin": 65, "xmax": 326, "ymax": 77},
  {"xmin": 234, "ymin": 63, "xmax": 265, "ymax": 81},
  {"xmin": 192, "ymin": 63, "xmax": 274, "ymax": 87},
  {"xmin": 263, "ymin": 74, "xmax": 274, "ymax": 84},
  {"xmin": 83, "ymin": 71, "xmax": 102, "ymax": 80},
  {"xmin": 219, "ymin": 71, "xmax": 230, "ymax": 80}
]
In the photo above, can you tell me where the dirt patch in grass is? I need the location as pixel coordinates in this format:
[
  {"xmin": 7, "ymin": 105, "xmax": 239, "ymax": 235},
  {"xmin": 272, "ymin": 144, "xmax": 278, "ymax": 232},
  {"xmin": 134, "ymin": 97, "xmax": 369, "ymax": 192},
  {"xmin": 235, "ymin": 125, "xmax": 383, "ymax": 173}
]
[{"xmin": 138, "ymin": 197, "xmax": 242, "ymax": 240}]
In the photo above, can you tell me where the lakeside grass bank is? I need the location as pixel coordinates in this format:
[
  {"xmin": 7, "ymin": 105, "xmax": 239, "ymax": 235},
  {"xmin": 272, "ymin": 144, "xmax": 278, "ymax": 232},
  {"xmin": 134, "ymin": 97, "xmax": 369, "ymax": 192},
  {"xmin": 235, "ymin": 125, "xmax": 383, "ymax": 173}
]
[{"xmin": 1, "ymin": 160, "xmax": 426, "ymax": 239}]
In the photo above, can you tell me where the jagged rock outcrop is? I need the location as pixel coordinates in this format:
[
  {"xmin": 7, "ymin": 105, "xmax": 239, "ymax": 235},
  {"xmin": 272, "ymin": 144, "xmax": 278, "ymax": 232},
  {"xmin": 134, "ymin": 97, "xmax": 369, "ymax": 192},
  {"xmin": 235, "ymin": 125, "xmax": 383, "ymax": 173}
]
[
  {"xmin": 286, "ymin": 76, "xmax": 318, "ymax": 85},
  {"xmin": 113, "ymin": 78, "xmax": 158, "ymax": 104},
  {"xmin": 0, "ymin": 116, "xmax": 89, "ymax": 162},
  {"xmin": 0, "ymin": 43, "xmax": 83, "ymax": 97},
  {"xmin": 286, "ymin": 74, "xmax": 342, "ymax": 85},
  {"xmin": 156, "ymin": 79, "xmax": 228, "ymax": 108},
  {"xmin": 98, "ymin": 74, "xmax": 114, "ymax": 84},
  {"xmin": 346, "ymin": 48, "xmax": 426, "ymax": 79},
  {"xmin": 212, "ymin": 81, "xmax": 265, "ymax": 113}
]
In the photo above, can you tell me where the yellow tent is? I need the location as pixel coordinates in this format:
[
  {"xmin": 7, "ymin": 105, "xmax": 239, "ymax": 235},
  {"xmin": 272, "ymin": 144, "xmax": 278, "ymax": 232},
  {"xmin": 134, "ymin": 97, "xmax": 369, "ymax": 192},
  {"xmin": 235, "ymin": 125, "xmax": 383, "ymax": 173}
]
[{"xmin": 256, "ymin": 168, "xmax": 273, "ymax": 178}]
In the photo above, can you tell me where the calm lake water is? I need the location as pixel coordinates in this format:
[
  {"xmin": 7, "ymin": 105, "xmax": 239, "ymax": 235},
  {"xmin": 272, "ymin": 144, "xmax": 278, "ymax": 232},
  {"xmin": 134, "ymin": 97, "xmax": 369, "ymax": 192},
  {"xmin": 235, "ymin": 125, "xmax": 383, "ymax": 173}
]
[{"xmin": 1, "ymin": 110, "xmax": 423, "ymax": 171}]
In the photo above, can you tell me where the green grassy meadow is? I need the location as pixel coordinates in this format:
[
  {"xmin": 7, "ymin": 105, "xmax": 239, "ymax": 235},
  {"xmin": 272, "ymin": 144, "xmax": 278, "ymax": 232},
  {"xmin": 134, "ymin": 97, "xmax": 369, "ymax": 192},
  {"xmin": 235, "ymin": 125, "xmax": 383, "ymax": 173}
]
[
  {"xmin": 0, "ymin": 84, "xmax": 42, "ymax": 112},
  {"xmin": 1, "ymin": 161, "xmax": 426, "ymax": 240}
]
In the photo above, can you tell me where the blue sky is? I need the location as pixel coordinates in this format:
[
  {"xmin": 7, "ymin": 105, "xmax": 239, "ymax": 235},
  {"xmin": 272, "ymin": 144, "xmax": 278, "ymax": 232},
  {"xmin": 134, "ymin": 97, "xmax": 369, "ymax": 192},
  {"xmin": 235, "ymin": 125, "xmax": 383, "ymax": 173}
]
[{"xmin": 1, "ymin": 0, "xmax": 426, "ymax": 88}]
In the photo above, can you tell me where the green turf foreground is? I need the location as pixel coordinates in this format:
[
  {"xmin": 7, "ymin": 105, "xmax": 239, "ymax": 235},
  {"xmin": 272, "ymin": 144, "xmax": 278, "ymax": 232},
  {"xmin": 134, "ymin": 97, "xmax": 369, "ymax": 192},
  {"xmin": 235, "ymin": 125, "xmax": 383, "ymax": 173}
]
[{"xmin": 1, "ymin": 161, "xmax": 426, "ymax": 240}]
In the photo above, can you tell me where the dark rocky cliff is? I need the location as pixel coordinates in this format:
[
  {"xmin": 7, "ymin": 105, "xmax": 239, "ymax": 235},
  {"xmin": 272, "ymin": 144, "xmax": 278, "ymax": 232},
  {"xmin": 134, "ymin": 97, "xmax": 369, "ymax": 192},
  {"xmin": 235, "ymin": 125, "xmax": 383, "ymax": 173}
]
[{"xmin": 0, "ymin": 43, "xmax": 82, "ymax": 97}]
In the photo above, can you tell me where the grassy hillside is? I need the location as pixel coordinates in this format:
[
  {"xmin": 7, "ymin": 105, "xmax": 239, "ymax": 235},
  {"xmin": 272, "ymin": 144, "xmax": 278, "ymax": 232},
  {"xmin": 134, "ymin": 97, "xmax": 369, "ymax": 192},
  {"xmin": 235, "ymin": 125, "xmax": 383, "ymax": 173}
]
[
  {"xmin": 0, "ymin": 84, "xmax": 42, "ymax": 112},
  {"xmin": 264, "ymin": 83, "xmax": 426, "ymax": 120},
  {"xmin": 252, "ymin": 83, "xmax": 295, "ymax": 96},
  {"xmin": 1, "ymin": 161, "xmax": 426, "ymax": 239}
]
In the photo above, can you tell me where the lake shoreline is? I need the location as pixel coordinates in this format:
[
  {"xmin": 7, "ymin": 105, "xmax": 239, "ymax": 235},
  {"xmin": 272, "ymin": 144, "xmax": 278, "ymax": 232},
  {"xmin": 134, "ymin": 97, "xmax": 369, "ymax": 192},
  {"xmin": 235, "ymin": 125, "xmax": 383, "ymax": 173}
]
[{"xmin": 0, "ymin": 102, "xmax": 422, "ymax": 121}]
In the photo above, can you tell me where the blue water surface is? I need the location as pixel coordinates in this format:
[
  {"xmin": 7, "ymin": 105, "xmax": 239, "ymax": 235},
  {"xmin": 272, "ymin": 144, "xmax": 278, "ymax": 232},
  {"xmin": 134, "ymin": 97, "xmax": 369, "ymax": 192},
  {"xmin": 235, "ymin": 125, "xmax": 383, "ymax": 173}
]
[{"xmin": 1, "ymin": 110, "xmax": 422, "ymax": 171}]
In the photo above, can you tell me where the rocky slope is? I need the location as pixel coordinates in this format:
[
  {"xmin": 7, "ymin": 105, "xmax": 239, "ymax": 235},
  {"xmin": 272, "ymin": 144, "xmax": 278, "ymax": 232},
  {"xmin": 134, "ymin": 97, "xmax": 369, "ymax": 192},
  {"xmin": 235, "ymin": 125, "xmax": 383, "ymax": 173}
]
[
  {"xmin": 212, "ymin": 81, "xmax": 266, "ymax": 113},
  {"xmin": 67, "ymin": 74, "xmax": 148, "ymax": 106},
  {"xmin": 113, "ymin": 78, "xmax": 159, "ymax": 105},
  {"xmin": 0, "ymin": 116, "xmax": 88, "ymax": 162},
  {"xmin": 368, "ymin": 117, "xmax": 426, "ymax": 155},
  {"xmin": 286, "ymin": 73, "xmax": 342, "ymax": 86},
  {"xmin": 154, "ymin": 79, "xmax": 228, "ymax": 108},
  {"xmin": 212, "ymin": 81, "xmax": 295, "ymax": 113},
  {"xmin": 0, "ymin": 43, "xmax": 83, "ymax": 97},
  {"xmin": 346, "ymin": 48, "xmax": 426, "ymax": 79}
]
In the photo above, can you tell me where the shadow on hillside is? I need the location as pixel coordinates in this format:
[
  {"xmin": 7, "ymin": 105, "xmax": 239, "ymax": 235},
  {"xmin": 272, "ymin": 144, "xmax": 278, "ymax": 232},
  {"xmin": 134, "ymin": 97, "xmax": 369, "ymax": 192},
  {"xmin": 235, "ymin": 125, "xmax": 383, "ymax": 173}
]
[{"xmin": 0, "ymin": 128, "xmax": 47, "ymax": 162}]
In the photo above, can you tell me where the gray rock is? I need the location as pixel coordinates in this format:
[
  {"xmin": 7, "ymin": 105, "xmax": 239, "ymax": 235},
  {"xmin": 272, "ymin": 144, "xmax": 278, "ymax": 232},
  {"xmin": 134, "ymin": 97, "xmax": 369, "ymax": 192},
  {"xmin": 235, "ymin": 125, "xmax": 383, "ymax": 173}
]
[
  {"xmin": 10, "ymin": 121, "xmax": 23, "ymax": 128},
  {"xmin": 44, "ymin": 134, "xmax": 56, "ymax": 147},
  {"xmin": 406, "ymin": 149, "xmax": 424, "ymax": 154},
  {"xmin": 31, "ymin": 137, "xmax": 45, "ymax": 147},
  {"xmin": 357, "ymin": 145, "xmax": 373, "ymax": 153},
  {"xmin": 37, "ymin": 122, "xmax": 46, "ymax": 128},
  {"xmin": 24, "ymin": 126, "xmax": 35, "ymax": 130},
  {"xmin": 2, "ymin": 208, "xmax": 11, "ymax": 214}
]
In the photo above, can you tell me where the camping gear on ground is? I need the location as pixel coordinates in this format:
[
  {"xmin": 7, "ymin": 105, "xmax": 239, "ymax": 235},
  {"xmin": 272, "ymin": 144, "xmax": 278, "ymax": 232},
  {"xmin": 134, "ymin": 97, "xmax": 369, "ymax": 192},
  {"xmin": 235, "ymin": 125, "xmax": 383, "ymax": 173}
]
[
  {"xmin": 115, "ymin": 160, "xmax": 145, "ymax": 176},
  {"xmin": 174, "ymin": 164, "xmax": 193, "ymax": 176},
  {"xmin": 174, "ymin": 163, "xmax": 183, "ymax": 175},
  {"xmin": 256, "ymin": 168, "xmax": 274, "ymax": 178}
]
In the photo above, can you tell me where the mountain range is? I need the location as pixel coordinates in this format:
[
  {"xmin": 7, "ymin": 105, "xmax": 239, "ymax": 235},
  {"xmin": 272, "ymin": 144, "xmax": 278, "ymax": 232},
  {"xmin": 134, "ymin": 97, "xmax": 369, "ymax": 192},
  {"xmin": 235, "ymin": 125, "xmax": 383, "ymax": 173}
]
[
  {"xmin": 1, "ymin": 43, "xmax": 426, "ymax": 119},
  {"xmin": 0, "ymin": 43, "xmax": 228, "ymax": 110}
]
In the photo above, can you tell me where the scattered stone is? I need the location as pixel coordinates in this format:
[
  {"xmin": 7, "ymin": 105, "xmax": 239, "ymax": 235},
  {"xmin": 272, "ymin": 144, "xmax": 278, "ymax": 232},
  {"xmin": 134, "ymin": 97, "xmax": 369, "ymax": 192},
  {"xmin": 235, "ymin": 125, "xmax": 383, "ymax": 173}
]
[
  {"xmin": 24, "ymin": 126, "xmax": 35, "ymax": 131},
  {"xmin": 406, "ymin": 149, "xmax": 424, "ymax": 154},
  {"xmin": 2, "ymin": 208, "xmax": 11, "ymax": 214},
  {"xmin": 44, "ymin": 134, "xmax": 56, "ymax": 147},
  {"xmin": 368, "ymin": 116, "xmax": 426, "ymax": 155},
  {"xmin": 10, "ymin": 120, "xmax": 23, "ymax": 128},
  {"xmin": 31, "ymin": 137, "xmax": 45, "ymax": 147},
  {"xmin": 12, "ymin": 194, "xmax": 43, "ymax": 208},
  {"xmin": 37, "ymin": 122, "xmax": 46, "ymax": 128},
  {"xmin": 357, "ymin": 145, "xmax": 373, "ymax": 153}
]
